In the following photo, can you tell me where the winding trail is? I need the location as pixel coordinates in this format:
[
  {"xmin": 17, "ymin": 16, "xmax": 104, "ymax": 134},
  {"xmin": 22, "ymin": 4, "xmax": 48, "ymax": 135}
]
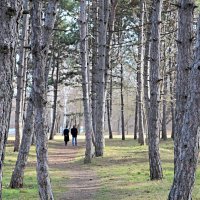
[{"xmin": 48, "ymin": 139, "xmax": 100, "ymax": 200}]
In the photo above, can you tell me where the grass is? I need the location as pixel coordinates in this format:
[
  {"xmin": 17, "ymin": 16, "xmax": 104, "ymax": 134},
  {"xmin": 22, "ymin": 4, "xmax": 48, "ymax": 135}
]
[{"xmin": 2, "ymin": 135, "xmax": 200, "ymax": 199}]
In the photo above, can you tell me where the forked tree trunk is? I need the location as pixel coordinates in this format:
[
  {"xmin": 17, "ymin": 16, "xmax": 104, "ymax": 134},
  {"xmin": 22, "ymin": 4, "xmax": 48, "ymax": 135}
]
[
  {"xmin": 31, "ymin": 1, "xmax": 58, "ymax": 199},
  {"xmin": 80, "ymin": 0, "xmax": 93, "ymax": 163},
  {"xmin": 0, "ymin": 1, "xmax": 22, "ymax": 198},
  {"xmin": 148, "ymin": 0, "xmax": 163, "ymax": 180},
  {"xmin": 168, "ymin": 13, "xmax": 200, "ymax": 200},
  {"xmin": 14, "ymin": 0, "xmax": 29, "ymax": 152},
  {"xmin": 173, "ymin": 0, "xmax": 194, "ymax": 173}
]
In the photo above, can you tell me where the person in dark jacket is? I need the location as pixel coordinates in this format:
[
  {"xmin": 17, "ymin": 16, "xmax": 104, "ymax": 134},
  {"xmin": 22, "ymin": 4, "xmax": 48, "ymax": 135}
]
[
  {"xmin": 63, "ymin": 126, "xmax": 69, "ymax": 146},
  {"xmin": 71, "ymin": 125, "xmax": 78, "ymax": 146}
]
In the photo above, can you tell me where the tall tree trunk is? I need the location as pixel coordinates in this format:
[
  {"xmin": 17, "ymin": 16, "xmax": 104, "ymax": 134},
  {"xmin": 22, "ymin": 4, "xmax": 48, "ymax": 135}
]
[
  {"xmin": 169, "ymin": 70, "xmax": 175, "ymax": 139},
  {"xmin": 14, "ymin": 0, "xmax": 29, "ymax": 152},
  {"xmin": 0, "ymin": 1, "xmax": 22, "ymax": 198},
  {"xmin": 168, "ymin": 13, "xmax": 200, "ymax": 200},
  {"xmin": 10, "ymin": 91, "xmax": 34, "ymax": 188},
  {"xmin": 134, "ymin": 94, "xmax": 138, "ymax": 140},
  {"xmin": 137, "ymin": 0, "xmax": 145, "ymax": 145},
  {"xmin": 174, "ymin": 0, "xmax": 194, "ymax": 173},
  {"xmin": 31, "ymin": 1, "xmax": 58, "ymax": 199},
  {"xmin": 91, "ymin": 0, "xmax": 98, "ymax": 137},
  {"xmin": 95, "ymin": 0, "xmax": 110, "ymax": 156},
  {"xmin": 80, "ymin": 0, "xmax": 93, "ymax": 163},
  {"xmin": 148, "ymin": 0, "xmax": 163, "ymax": 180},
  {"xmin": 106, "ymin": 98, "xmax": 112, "ymax": 139},
  {"xmin": 161, "ymin": 42, "xmax": 167, "ymax": 141},
  {"xmin": 161, "ymin": 72, "xmax": 167, "ymax": 140},
  {"xmin": 109, "ymin": 66, "xmax": 113, "ymax": 139},
  {"xmin": 143, "ymin": 2, "xmax": 151, "ymax": 138},
  {"xmin": 49, "ymin": 57, "xmax": 59, "ymax": 140},
  {"xmin": 121, "ymin": 63, "xmax": 125, "ymax": 140},
  {"xmin": 106, "ymin": 0, "xmax": 118, "ymax": 140}
]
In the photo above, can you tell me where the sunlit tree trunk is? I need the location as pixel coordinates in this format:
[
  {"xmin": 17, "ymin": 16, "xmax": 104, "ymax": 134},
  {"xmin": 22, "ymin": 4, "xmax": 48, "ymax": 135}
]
[
  {"xmin": 91, "ymin": 0, "xmax": 98, "ymax": 137},
  {"xmin": 148, "ymin": 0, "xmax": 163, "ymax": 180},
  {"xmin": 137, "ymin": 0, "xmax": 145, "ymax": 145},
  {"xmin": 80, "ymin": 0, "xmax": 93, "ymax": 163},
  {"xmin": 95, "ymin": 0, "xmax": 110, "ymax": 156}
]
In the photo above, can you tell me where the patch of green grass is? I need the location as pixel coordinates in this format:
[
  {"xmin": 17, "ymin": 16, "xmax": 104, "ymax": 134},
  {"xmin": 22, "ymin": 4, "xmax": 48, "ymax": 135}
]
[
  {"xmin": 90, "ymin": 138, "xmax": 200, "ymax": 200},
  {"xmin": 3, "ymin": 136, "xmax": 200, "ymax": 200},
  {"xmin": 2, "ymin": 137, "xmax": 70, "ymax": 200}
]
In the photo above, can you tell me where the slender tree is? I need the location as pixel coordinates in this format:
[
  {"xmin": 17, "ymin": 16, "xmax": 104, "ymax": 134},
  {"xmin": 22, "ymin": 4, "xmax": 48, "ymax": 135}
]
[
  {"xmin": 91, "ymin": 0, "xmax": 98, "ymax": 137},
  {"xmin": 137, "ymin": 0, "xmax": 145, "ymax": 145},
  {"xmin": 49, "ymin": 54, "xmax": 59, "ymax": 140},
  {"xmin": 121, "ymin": 63, "xmax": 125, "ymax": 140},
  {"xmin": 14, "ymin": 0, "xmax": 30, "ymax": 152},
  {"xmin": 80, "ymin": 0, "xmax": 93, "ymax": 163},
  {"xmin": 148, "ymin": 0, "xmax": 163, "ymax": 180}
]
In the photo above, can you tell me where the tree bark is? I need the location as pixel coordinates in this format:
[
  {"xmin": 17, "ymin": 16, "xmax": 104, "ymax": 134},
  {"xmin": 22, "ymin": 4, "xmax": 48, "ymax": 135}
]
[
  {"xmin": 80, "ymin": 0, "xmax": 93, "ymax": 163},
  {"xmin": 49, "ymin": 57, "xmax": 59, "ymax": 140},
  {"xmin": 148, "ymin": 0, "xmax": 163, "ymax": 180},
  {"xmin": 31, "ymin": 1, "xmax": 58, "ymax": 199},
  {"xmin": 174, "ymin": 0, "xmax": 194, "ymax": 173},
  {"xmin": 169, "ymin": 70, "xmax": 175, "ymax": 139},
  {"xmin": 0, "ymin": 1, "xmax": 22, "ymax": 198},
  {"xmin": 137, "ymin": 0, "xmax": 145, "ymax": 145},
  {"xmin": 143, "ymin": 2, "xmax": 151, "ymax": 138},
  {"xmin": 168, "ymin": 12, "xmax": 200, "ymax": 200},
  {"xmin": 121, "ymin": 63, "xmax": 125, "ymax": 140},
  {"xmin": 10, "ymin": 91, "xmax": 34, "ymax": 188},
  {"xmin": 161, "ymin": 42, "xmax": 167, "ymax": 141},
  {"xmin": 91, "ymin": 0, "xmax": 98, "ymax": 137},
  {"xmin": 14, "ymin": 0, "xmax": 29, "ymax": 152},
  {"xmin": 134, "ymin": 94, "xmax": 138, "ymax": 140},
  {"xmin": 95, "ymin": 0, "xmax": 110, "ymax": 156}
]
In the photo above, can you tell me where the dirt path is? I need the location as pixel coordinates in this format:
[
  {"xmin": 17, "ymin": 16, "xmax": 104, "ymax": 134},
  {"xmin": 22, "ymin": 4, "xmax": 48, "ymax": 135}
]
[{"xmin": 48, "ymin": 140, "xmax": 100, "ymax": 200}]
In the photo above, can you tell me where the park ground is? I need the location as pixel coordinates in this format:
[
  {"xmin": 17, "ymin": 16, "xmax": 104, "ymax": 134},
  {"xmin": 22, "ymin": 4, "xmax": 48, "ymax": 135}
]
[{"xmin": 2, "ymin": 135, "xmax": 200, "ymax": 200}]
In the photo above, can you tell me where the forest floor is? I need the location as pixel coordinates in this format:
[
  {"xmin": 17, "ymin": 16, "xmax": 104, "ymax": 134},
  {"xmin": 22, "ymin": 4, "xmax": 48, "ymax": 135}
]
[
  {"xmin": 3, "ymin": 135, "xmax": 200, "ymax": 200},
  {"xmin": 48, "ymin": 138, "xmax": 100, "ymax": 200}
]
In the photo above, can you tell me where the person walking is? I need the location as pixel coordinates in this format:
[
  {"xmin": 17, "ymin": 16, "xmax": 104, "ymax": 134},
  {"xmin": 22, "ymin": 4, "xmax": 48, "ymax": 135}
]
[
  {"xmin": 71, "ymin": 125, "xmax": 78, "ymax": 146},
  {"xmin": 63, "ymin": 126, "xmax": 69, "ymax": 146}
]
